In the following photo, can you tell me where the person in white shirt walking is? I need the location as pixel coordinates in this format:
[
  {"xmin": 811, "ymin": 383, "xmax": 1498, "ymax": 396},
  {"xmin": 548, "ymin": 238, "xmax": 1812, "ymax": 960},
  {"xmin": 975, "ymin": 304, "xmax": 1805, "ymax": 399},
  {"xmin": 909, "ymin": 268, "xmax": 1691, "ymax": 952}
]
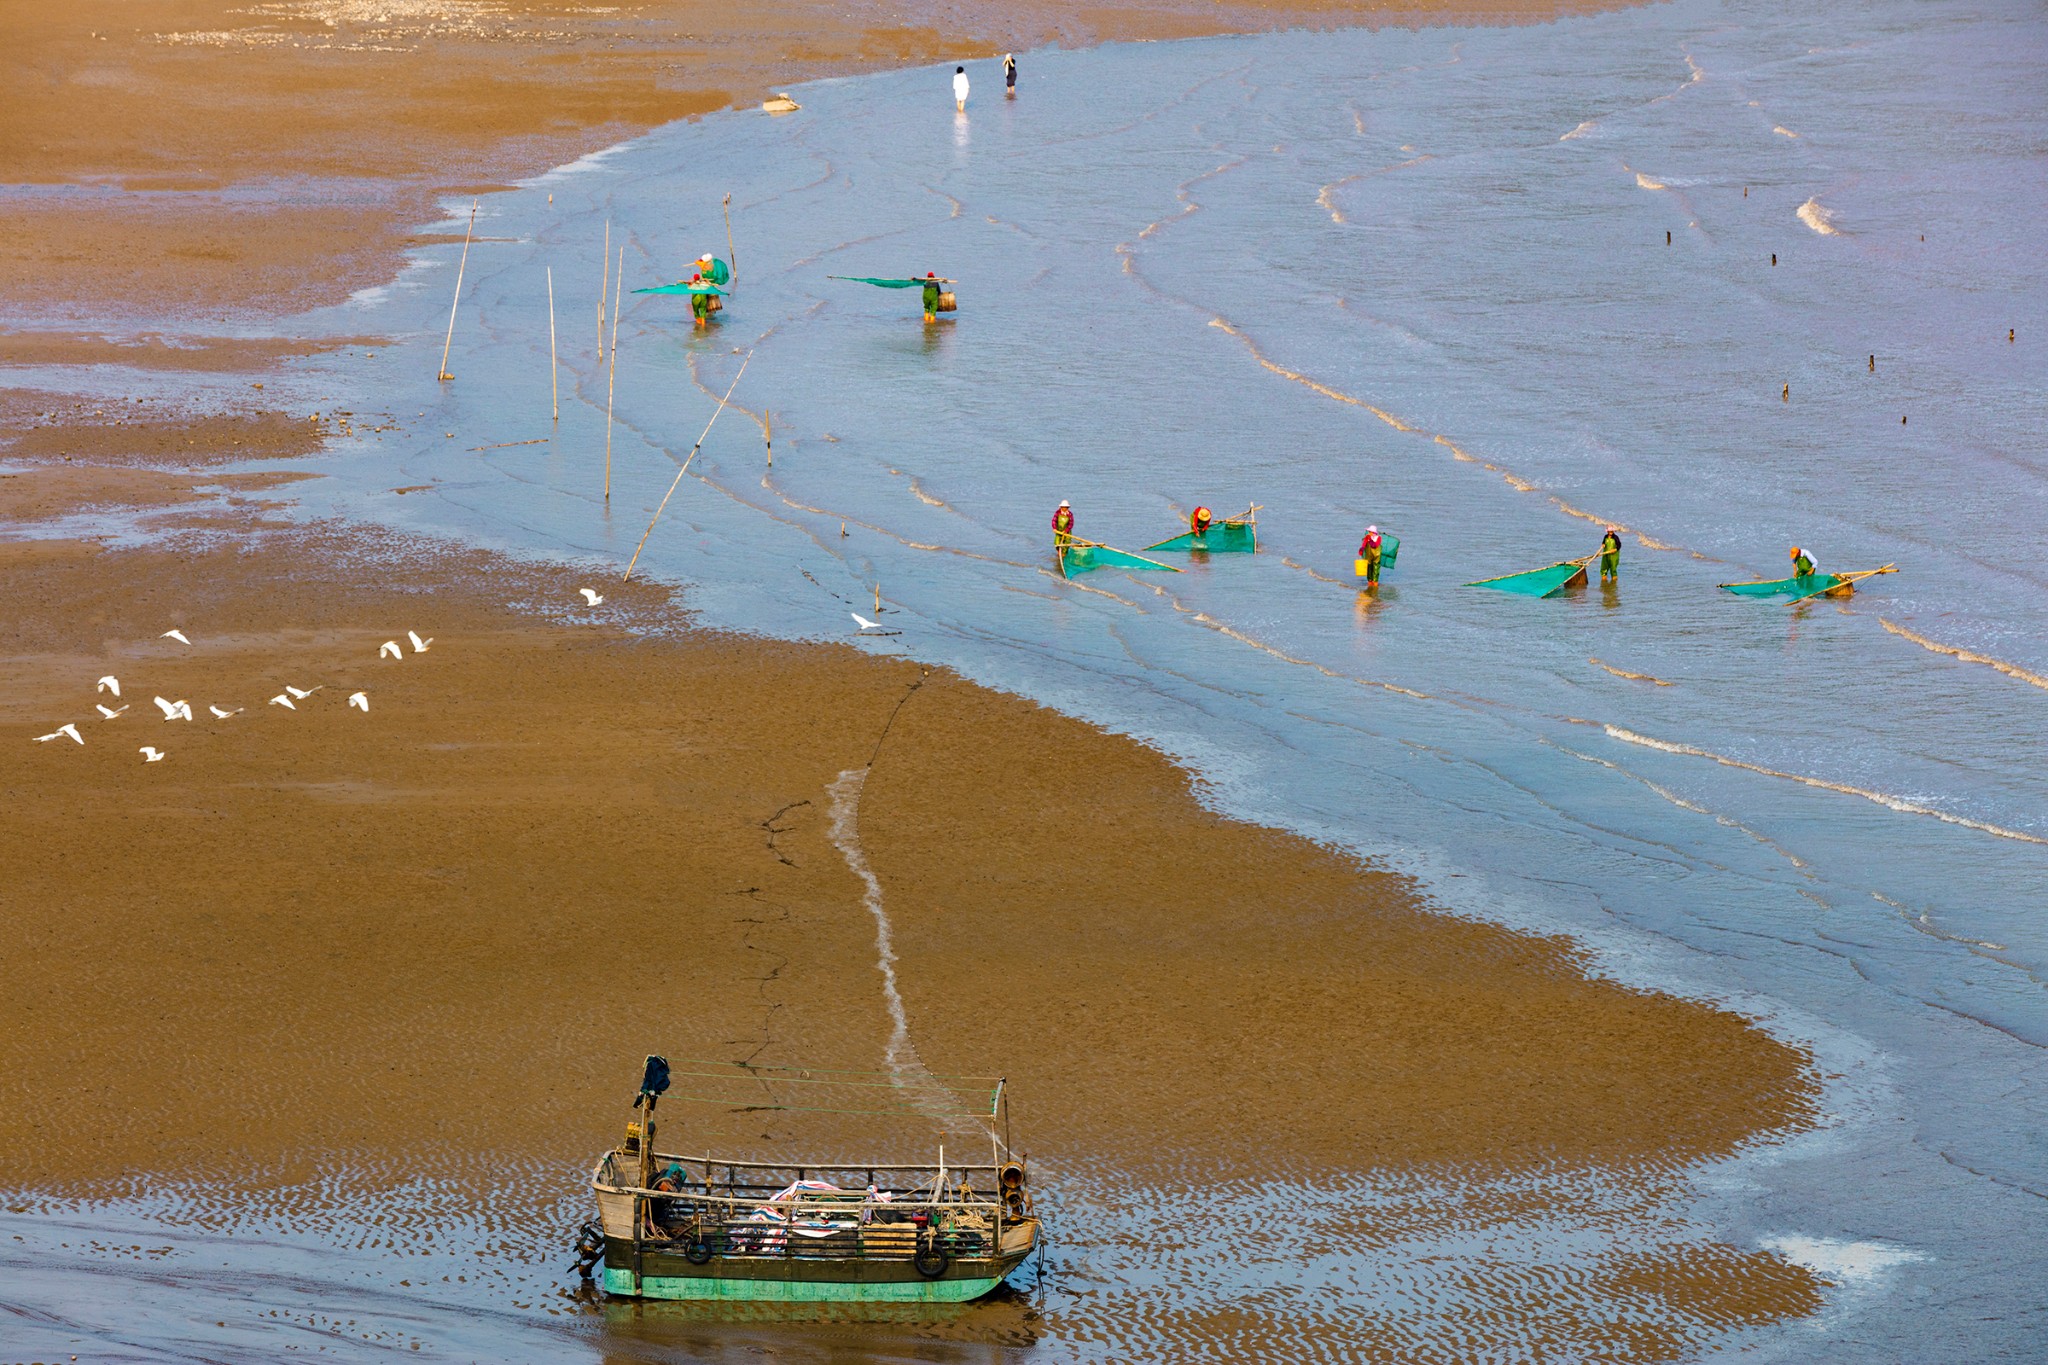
[{"xmin": 953, "ymin": 65, "xmax": 970, "ymax": 112}]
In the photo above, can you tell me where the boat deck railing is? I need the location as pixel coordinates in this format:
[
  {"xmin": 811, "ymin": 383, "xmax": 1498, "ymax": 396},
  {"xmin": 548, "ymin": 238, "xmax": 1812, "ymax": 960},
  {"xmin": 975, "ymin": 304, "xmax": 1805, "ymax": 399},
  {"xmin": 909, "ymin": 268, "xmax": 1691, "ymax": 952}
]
[{"xmin": 595, "ymin": 1151, "xmax": 1027, "ymax": 1263}]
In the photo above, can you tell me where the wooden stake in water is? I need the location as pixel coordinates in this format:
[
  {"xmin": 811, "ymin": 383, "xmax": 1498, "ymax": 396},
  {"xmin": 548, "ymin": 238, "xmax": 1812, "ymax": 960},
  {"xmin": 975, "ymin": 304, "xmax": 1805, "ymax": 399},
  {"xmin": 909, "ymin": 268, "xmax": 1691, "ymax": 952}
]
[
  {"xmin": 437, "ymin": 199, "xmax": 478, "ymax": 381},
  {"xmin": 604, "ymin": 245, "xmax": 624, "ymax": 501},
  {"xmin": 624, "ymin": 351, "xmax": 753, "ymax": 580},
  {"xmin": 546, "ymin": 266, "xmax": 559, "ymax": 423},
  {"xmin": 723, "ymin": 192, "xmax": 737, "ymax": 293},
  {"xmin": 764, "ymin": 409, "xmax": 772, "ymax": 467},
  {"xmin": 598, "ymin": 219, "xmax": 610, "ymax": 362}
]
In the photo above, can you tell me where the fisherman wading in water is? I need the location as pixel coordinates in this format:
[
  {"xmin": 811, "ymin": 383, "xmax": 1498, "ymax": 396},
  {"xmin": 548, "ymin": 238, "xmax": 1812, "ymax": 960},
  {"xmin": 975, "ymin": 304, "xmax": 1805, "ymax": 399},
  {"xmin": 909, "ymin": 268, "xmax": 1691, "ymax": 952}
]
[
  {"xmin": 687, "ymin": 274, "xmax": 710, "ymax": 327},
  {"xmin": 1052, "ymin": 500, "xmax": 1075, "ymax": 542},
  {"xmin": 1790, "ymin": 545, "xmax": 1816, "ymax": 578},
  {"xmin": 922, "ymin": 271, "xmax": 943, "ymax": 324},
  {"xmin": 953, "ymin": 65, "xmax": 970, "ymax": 112},
  {"xmin": 1004, "ymin": 53, "xmax": 1017, "ymax": 97},
  {"xmin": 1189, "ymin": 505, "xmax": 1214, "ymax": 537},
  {"xmin": 1358, "ymin": 525, "xmax": 1385, "ymax": 588},
  {"xmin": 1600, "ymin": 527, "xmax": 1621, "ymax": 582}
]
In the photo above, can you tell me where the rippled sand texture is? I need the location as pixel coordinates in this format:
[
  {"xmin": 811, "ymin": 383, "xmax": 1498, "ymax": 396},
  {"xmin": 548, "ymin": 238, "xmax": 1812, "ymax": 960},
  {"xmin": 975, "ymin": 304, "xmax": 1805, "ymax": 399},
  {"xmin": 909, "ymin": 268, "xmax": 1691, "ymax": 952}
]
[{"xmin": 1, "ymin": 515, "xmax": 1815, "ymax": 1359}]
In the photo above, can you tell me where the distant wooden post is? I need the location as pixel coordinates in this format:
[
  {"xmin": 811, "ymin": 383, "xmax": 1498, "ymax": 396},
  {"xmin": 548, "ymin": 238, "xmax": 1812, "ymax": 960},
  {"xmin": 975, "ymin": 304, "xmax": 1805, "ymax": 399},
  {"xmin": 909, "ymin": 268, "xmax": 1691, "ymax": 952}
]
[
  {"xmin": 605, "ymin": 246, "xmax": 624, "ymax": 501},
  {"xmin": 437, "ymin": 199, "xmax": 478, "ymax": 381},
  {"xmin": 547, "ymin": 266, "xmax": 559, "ymax": 422},
  {"xmin": 598, "ymin": 220, "xmax": 611, "ymax": 362}
]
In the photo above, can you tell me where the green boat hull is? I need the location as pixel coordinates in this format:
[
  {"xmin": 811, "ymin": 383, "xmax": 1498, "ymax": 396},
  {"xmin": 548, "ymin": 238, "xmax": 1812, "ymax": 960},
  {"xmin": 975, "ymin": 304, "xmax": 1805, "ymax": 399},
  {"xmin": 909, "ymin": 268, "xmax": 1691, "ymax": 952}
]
[
  {"xmin": 1144, "ymin": 521, "xmax": 1257, "ymax": 553},
  {"xmin": 1467, "ymin": 560, "xmax": 1587, "ymax": 597},
  {"xmin": 1721, "ymin": 573, "xmax": 1844, "ymax": 598},
  {"xmin": 603, "ymin": 1265, "xmax": 1005, "ymax": 1303},
  {"xmin": 602, "ymin": 1234, "xmax": 1032, "ymax": 1303}
]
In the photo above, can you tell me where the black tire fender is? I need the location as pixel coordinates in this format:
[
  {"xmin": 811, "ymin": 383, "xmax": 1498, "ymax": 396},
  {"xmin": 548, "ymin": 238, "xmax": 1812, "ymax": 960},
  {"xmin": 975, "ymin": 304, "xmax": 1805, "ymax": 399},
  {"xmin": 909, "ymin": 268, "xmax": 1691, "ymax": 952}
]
[{"xmin": 912, "ymin": 1245, "xmax": 951, "ymax": 1279}]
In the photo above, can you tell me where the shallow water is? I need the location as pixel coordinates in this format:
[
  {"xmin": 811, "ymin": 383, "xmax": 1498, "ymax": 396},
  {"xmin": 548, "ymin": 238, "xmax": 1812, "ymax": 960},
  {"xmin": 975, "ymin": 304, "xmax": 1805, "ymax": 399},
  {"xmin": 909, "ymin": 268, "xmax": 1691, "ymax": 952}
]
[{"xmin": 6, "ymin": 0, "xmax": 2046, "ymax": 1357}]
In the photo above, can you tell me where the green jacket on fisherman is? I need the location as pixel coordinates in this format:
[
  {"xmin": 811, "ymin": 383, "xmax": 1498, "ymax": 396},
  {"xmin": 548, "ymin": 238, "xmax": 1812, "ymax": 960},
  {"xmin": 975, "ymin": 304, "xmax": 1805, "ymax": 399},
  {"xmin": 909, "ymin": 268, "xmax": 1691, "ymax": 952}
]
[
  {"xmin": 1790, "ymin": 546, "xmax": 1814, "ymax": 578},
  {"xmin": 1600, "ymin": 528, "xmax": 1621, "ymax": 581}
]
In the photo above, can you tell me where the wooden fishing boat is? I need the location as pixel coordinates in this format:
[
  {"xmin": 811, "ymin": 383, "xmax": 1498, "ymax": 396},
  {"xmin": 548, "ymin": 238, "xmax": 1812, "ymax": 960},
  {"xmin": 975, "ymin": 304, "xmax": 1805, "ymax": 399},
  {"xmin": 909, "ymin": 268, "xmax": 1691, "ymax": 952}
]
[
  {"xmin": 580, "ymin": 1057, "xmax": 1042, "ymax": 1304},
  {"xmin": 1144, "ymin": 504, "xmax": 1259, "ymax": 554},
  {"xmin": 1466, "ymin": 556, "xmax": 1592, "ymax": 598},
  {"xmin": 1056, "ymin": 533, "xmax": 1181, "ymax": 576},
  {"xmin": 1720, "ymin": 564, "xmax": 1895, "ymax": 603}
]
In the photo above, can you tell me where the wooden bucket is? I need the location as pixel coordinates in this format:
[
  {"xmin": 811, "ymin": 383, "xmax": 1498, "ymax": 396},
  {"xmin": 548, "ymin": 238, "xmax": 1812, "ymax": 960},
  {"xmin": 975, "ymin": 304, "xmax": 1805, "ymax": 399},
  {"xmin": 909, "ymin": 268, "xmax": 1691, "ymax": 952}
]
[
  {"xmin": 706, "ymin": 295, "xmax": 723, "ymax": 313},
  {"xmin": 936, "ymin": 291, "xmax": 957, "ymax": 312}
]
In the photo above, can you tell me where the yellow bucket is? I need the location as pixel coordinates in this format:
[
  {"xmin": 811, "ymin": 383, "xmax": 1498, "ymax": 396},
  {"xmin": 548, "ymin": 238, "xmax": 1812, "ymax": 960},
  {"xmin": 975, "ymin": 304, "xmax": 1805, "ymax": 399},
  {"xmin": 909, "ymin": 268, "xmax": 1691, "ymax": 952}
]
[{"xmin": 1355, "ymin": 558, "xmax": 1371, "ymax": 577}]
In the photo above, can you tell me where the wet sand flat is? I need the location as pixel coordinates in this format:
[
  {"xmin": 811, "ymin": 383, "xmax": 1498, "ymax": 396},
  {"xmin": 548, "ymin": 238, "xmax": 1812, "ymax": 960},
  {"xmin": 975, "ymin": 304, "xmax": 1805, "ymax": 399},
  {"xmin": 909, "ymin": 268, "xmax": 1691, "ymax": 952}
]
[
  {"xmin": 0, "ymin": 0, "xmax": 1846, "ymax": 1354},
  {"xmin": 1, "ymin": 487, "xmax": 1820, "ymax": 1357}
]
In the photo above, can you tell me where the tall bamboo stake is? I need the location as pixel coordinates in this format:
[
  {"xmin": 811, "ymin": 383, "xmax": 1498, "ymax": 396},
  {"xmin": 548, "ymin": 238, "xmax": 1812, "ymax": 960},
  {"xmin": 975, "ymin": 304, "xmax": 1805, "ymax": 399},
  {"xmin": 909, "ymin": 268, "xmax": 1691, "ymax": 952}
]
[
  {"xmin": 604, "ymin": 245, "xmax": 624, "ymax": 501},
  {"xmin": 723, "ymin": 193, "xmax": 737, "ymax": 293},
  {"xmin": 546, "ymin": 266, "xmax": 559, "ymax": 423},
  {"xmin": 598, "ymin": 219, "xmax": 610, "ymax": 362},
  {"xmin": 623, "ymin": 351, "xmax": 753, "ymax": 580},
  {"xmin": 437, "ymin": 199, "xmax": 477, "ymax": 381},
  {"xmin": 764, "ymin": 408, "xmax": 772, "ymax": 467}
]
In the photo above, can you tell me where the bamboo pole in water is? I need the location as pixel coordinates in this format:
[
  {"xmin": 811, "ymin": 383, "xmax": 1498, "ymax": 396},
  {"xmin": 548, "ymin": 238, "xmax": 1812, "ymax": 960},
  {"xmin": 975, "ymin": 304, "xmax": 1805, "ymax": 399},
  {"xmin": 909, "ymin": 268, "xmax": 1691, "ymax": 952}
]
[
  {"xmin": 546, "ymin": 266, "xmax": 559, "ymax": 422},
  {"xmin": 763, "ymin": 409, "xmax": 772, "ymax": 467},
  {"xmin": 598, "ymin": 219, "xmax": 610, "ymax": 362},
  {"xmin": 437, "ymin": 199, "xmax": 477, "ymax": 381},
  {"xmin": 723, "ymin": 193, "xmax": 737, "ymax": 293},
  {"xmin": 604, "ymin": 246, "xmax": 624, "ymax": 501},
  {"xmin": 623, "ymin": 351, "xmax": 753, "ymax": 580}
]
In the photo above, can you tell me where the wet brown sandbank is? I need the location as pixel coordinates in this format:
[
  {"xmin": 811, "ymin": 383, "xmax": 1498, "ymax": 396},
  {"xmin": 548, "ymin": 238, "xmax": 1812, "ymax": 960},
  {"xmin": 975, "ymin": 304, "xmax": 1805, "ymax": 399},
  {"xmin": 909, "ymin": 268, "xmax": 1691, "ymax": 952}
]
[
  {"xmin": 1, "ymin": 524, "xmax": 1813, "ymax": 1185},
  {"xmin": 1, "ymin": 461, "xmax": 1820, "ymax": 1357}
]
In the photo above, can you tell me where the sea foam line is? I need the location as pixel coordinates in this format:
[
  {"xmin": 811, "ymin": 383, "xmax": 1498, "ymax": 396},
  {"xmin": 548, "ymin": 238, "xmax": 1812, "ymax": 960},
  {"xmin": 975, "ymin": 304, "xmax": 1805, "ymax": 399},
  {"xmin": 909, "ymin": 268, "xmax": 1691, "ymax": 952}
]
[
  {"xmin": 1880, "ymin": 619, "xmax": 2048, "ymax": 692},
  {"xmin": 1602, "ymin": 726, "xmax": 2047, "ymax": 846},
  {"xmin": 826, "ymin": 767, "xmax": 976, "ymax": 1134},
  {"xmin": 826, "ymin": 768, "xmax": 918, "ymax": 1078}
]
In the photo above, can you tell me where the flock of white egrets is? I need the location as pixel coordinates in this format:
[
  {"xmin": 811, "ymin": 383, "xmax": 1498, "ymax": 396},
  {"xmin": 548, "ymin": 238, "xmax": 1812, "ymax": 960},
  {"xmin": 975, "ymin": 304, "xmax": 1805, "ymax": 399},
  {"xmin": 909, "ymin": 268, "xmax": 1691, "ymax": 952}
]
[
  {"xmin": 30, "ymin": 587, "xmax": 612, "ymax": 762},
  {"xmin": 30, "ymin": 626, "xmax": 414, "ymax": 764}
]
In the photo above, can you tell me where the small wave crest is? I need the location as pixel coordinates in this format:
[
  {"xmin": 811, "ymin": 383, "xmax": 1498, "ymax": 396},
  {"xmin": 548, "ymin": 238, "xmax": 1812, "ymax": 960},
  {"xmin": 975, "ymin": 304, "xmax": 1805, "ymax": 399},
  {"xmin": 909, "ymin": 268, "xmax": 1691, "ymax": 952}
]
[
  {"xmin": 1590, "ymin": 658, "xmax": 1673, "ymax": 686},
  {"xmin": 1602, "ymin": 726, "xmax": 2046, "ymax": 846},
  {"xmin": 1880, "ymin": 619, "xmax": 2048, "ymax": 692},
  {"xmin": 1773, "ymin": 125, "xmax": 1800, "ymax": 138},
  {"xmin": 1797, "ymin": 197, "xmax": 1844, "ymax": 236},
  {"xmin": 1560, "ymin": 119, "xmax": 1599, "ymax": 142},
  {"xmin": 1635, "ymin": 172, "xmax": 1668, "ymax": 191}
]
